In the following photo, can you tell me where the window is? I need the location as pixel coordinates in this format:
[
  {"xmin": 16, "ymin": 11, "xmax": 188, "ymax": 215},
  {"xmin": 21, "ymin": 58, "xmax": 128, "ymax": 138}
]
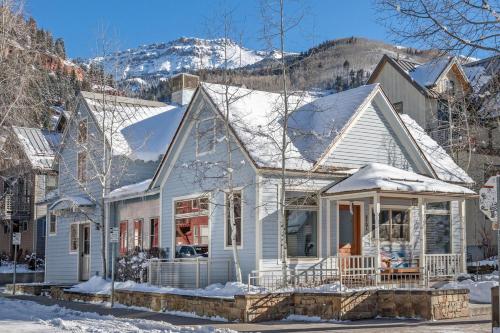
[
  {"xmin": 20, "ymin": 220, "xmax": 28, "ymax": 232},
  {"xmin": 69, "ymin": 224, "xmax": 78, "ymax": 252},
  {"xmin": 437, "ymin": 99, "xmax": 449, "ymax": 125},
  {"xmin": 174, "ymin": 197, "xmax": 209, "ymax": 247},
  {"xmin": 225, "ymin": 191, "xmax": 242, "ymax": 247},
  {"xmin": 119, "ymin": 221, "xmax": 128, "ymax": 254},
  {"xmin": 196, "ymin": 118, "xmax": 216, "ymax": 155},
  {"xmin": 150, "ymin": 218, "xmax": 159, "ymax": 248},
  {"xmin": 133, "ymin": 219, "xmax": 143, "ymax": 249},
  {"xmin": 49, "ymin": 213, "xmax": 57, "ymax": 235},
  {"xmin": 46, "ymin": 174, "xmax": 57, "ymax": 191},
  {"xmin": 426, "ymin": 201, "xmax": 451, "ymax": 254},
  {"xmin": 77, "ymin": 152, "xmax": 87, "ymax": 182},
  {"xmin": 372, "ymin": 208, "xmax": 409, "ymax": 242},
  {"xmin": 285, "ymin": 192, "xmax": 318, "ymax": 257},
  {"xmin": 78, "ymin": 118, "xmax": 88, "ymax": 143},
  {"xmin": 393, "ymin": 102, "xmax": 403, "ymax": 114}
]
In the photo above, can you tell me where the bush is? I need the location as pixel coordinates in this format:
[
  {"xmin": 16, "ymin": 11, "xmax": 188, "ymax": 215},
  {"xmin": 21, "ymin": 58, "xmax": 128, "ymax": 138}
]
[
  {"xmin": 24, "ymin": 253, "xmax": 44, "ymax": 271},
  {"xmin": 115, "ymin": 248, "xmax": 166, "ymax": 283}
]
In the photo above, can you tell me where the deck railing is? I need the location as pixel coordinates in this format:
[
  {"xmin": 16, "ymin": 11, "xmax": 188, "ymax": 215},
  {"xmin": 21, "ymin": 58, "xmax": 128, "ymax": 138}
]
[{"xmin": 425, "ymin": 253, "xmax": 462, "ymax": 279}]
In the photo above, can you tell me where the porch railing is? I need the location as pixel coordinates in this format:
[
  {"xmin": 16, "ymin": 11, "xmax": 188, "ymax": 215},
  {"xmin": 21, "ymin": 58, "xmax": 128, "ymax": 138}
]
[
  {"xmin": 148, "ymin": 258, "xmax": 233, "ymax": 289},
  {"xmin": 425, "ymin": 254, "xmax": 462, "ymax": 279}
]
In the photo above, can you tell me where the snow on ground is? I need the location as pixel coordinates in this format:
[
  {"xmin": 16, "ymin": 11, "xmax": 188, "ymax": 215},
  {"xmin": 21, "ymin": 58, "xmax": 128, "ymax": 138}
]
[
  {"xmin": 441, "ymin": 272, "xmax": 498, "ymax": 303},
  {"xmin": 0, "ymin": 263, "xmax": 42, "ymax": 273},
  {"xmin": 469, "ymin": 256, "xmax": 497, "ymax": 266},
  {"xmin": 0, "ymin": 297, "xmax": 235, "ymax": 333},
  {"xmin": 67, "ymin": 276, "xmax": 259, "ymax": 299}
]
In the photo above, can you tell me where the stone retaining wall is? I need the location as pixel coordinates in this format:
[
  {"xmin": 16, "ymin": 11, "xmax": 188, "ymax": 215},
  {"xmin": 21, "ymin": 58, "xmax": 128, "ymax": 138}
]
[{"xmin": 50, "ymin": 287, "xmax": 470, "ymax": 323}]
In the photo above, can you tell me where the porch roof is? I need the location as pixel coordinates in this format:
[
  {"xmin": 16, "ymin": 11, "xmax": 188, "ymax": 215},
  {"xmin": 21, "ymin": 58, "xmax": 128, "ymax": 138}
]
[
  {"xmin": 323, "ymin": 163, "xmax": 476, "ymax": 198},
  {"xmin": 48, "ymin": 196, "xmax": 95, "ymax": 212}
]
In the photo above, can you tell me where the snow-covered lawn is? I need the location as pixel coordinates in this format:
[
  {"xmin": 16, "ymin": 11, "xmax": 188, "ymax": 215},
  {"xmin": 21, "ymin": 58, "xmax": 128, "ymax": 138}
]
[
  {"xmin": 441, "ymin": 272, "xmax": 498, "ymax": 303},
  {"xmin": 0, "ymin": 297, "xmax": 235, "ymax": 333},
  {"xmin": 0, "ymin": 262, "xmax": 43, "ymax": 273}
]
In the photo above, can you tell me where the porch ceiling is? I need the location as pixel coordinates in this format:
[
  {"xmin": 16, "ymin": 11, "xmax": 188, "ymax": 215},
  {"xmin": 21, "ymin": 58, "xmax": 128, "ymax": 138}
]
[{"xmin": 322, "ymin": 163, "xmax": 476, "ymax": 199}]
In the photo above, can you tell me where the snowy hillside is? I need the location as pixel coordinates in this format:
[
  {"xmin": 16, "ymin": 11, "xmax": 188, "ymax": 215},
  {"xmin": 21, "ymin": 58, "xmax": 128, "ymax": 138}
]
[{"xmin": 87, "ymin": 37, "xmax": 275, "ymax": 82}]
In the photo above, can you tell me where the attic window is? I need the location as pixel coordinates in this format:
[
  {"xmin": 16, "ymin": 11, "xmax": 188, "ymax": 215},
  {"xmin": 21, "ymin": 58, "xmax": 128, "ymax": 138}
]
[
  {"xmin": 78, "ymin": 119, "xmax": 88, "ymax": 144},
  {"xmin": 196, "ymin": 117, "xmax": 216, "ymax": 155},
  {"xmin": 393, "ymin": 102, "xmax": 403, "ymax": 114}
]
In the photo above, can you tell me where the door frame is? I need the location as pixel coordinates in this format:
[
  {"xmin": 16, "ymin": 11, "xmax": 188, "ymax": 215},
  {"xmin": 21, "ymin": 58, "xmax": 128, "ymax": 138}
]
[
  {"xmin": 78, "ymin": 222, "xmax": 91, "ymax": 281},
  {"xmin": 336, "ymin": 201, "xmax": 364, "ymax": 256}
]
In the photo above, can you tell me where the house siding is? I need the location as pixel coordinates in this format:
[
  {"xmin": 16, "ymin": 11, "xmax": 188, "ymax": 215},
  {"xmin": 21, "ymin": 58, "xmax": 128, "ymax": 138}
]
[
  {"xmin": 324, "ymin": 101, "xmax": 419, "ymax": 171},
  {"xmin": 159, "ymin": 94, "xmax": 257, "ymax": 281}
]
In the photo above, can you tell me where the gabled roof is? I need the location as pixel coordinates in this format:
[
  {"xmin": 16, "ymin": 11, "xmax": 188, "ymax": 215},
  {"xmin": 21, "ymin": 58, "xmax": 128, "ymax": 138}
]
[
  {"xmin": 369, "ymin": 55, "xmax": 470, "ymax": 99},
  {"xmin": 11, "ymin": 126, "xmax": 62, "ymax": 171},
  {"xmin": 323, "ymin": 163, "xmax": 475, "ymax": 197},
  {"xmin": 78, "ymin": 91, "xmax": 186, "ymax": 162}
]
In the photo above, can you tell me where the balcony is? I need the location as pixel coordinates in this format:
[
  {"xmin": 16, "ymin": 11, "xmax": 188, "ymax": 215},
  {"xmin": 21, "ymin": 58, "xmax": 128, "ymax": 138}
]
[{"xmin": 0, "ymin": 193, "xmax": 31, "ymax": 220}]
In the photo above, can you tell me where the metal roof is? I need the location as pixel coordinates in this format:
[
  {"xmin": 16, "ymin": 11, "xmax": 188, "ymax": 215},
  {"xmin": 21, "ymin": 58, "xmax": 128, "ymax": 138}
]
[{"xmin": 11, "ymin": 126, "xmax": 62, "ymax": 171}]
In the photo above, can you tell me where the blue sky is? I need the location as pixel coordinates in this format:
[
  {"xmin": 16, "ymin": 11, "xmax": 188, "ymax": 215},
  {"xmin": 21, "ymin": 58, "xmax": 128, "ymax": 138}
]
[{"xmin": 26, "ymin": 0, "xmax": 395, "ymax": 59}]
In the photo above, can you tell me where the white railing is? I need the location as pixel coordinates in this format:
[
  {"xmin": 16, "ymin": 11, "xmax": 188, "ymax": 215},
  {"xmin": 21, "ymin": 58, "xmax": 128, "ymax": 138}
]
[
  {"xmin": 425, "ymin": 254, "xmax": 462, "ymax": 279},
  {"xmin": 148, "ymin": 258, "xmax": 233, "ymax": 289}
]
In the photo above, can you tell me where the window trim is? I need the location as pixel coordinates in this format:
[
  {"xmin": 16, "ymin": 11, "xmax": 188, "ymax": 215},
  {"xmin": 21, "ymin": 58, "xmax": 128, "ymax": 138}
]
[
  {"xmin": 224, "ymin": 188, "xmax": 244, "ymax": 250},
  {"xmin": 77, "ymin": 117, "xmax": 88, "ymax": 144},
  {"xmin": 77, "ymin": 151, "xmax": 87, "ymax": 183},
  {"xmin": 69, "ymin": 223, "xmax": 79, "ymax": 253},
  {"xmin": 369, "ymin": 205, "xmax": 411, "ymax": 244},
  {"xmin": 48, "ymin": 213, "xmax": 57, "ymax": 236},
  {"xmin": 149, "ymin": 217, "xmax": 160, "ymax": 248},
  {"xmin": 119, "ymin": 220, "xmax": 128, "ymax": 255},
  {"xmin": 195, "ymin": 117, "xmax": 216, "ymax": 157},
  {"xmin": 285, "ymin": 191, "xmax": 320, "ymax": 259},
  {"xmin": 425, "ymin": 201, "xmax": 452, "ymax": 253},
  {"xmin": 133, "ymin": 219, "xmax": 144, "ymax": 250}
]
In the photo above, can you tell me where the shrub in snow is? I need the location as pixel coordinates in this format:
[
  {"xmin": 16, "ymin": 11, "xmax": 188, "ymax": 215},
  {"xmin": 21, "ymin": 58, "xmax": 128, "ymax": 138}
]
[
  {"xmin": 116, "ymin": 248, "xmax": 165, "ymax": 283},
  {"xmin": 24, "ymin": 253, "xmax": 44, "ymax": 271}
]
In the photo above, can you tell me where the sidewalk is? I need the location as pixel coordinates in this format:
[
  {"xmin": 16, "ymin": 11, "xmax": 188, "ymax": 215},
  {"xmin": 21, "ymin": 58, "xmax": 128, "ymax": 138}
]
[{"xmin": 2, "ymin": 293, "xmax": 492, "ymax": 333}]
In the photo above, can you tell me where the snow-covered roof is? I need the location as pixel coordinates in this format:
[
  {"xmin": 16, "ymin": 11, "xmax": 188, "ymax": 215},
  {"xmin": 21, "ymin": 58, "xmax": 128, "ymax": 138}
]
[
  {"xmin": 11, "ymin": 126, "xmax": 62, "ymax": 171},
  {"xmin": 400, "ymin": 114, "xmax": 474, "ymax": 184},
  {"xmin": 81, "ymin": 91, "xmax": 186, "ymax": 162},
  {"xmin": 49, "ymin": 196, "xmax": 94, "ymax": 211},
  {"xmin": 106, "ymin": 178, "xmax": 153, "ymax": 200},
  {"xmin": 324, "ymin": 163, "xmax": 475, "ymax": 196},
  {"xmin": 409, "ymin": 58, "xmax": 452, "ymax": 88},
  {"xmin": 202, "ymin": 83, "xmax": 377, "ymax": 170}
]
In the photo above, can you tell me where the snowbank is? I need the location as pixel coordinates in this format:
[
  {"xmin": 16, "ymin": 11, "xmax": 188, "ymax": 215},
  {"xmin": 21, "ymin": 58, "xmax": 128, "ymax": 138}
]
[
  {"xmin": 441, "ymin": 273, "xmax": 498, "ymax": 303},
  {"xmin": 0, "ymin": 263, "xmax": 42, "ymax": 273},
  {"xmin": 67, "ymin": 276, "xmax": 258, "ymax": 299},
  {"xmin": 470, "ymin": 256, "xmax": 498, "ymax": 267}
]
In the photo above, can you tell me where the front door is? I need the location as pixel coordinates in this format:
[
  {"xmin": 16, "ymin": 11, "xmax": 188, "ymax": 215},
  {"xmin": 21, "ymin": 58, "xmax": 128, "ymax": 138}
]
[
  {"xmin": 338, "ymin": 204, "xmax": 361, "ymax": 255},
  {"xmin": 79, "ymin": 224, "xmax": 90, "ymax": 281}
]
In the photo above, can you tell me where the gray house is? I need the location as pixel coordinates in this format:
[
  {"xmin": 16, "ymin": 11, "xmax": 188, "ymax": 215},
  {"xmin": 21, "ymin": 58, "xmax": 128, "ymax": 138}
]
[
  {"xmin": 45, "ymin": 82, "xmax": 189, "ymax": 283},
  {"xmin": 147, "ymin": 82, "xmax": 475, "ymax": 285}
]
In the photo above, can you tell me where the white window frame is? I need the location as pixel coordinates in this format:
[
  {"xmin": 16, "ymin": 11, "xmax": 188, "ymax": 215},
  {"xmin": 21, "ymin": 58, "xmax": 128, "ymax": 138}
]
[
  {"xmin": 369, "ymin": 205, "xmax": 412, "ymax": 244},
  {"xmin": 69, "ymin": 223, "xmax": 79, "ymax": 253},
  {"xmin": 425, "ymin": 201, "xmax": 452, "ymax": 252},
  {"xmin": 285, "ymin": 191, "xmax": 320, "ymax": 259},
  {"xmin": 48, "ymin": 213, "xmax": 57, "ymax": 236},
  {"xmin": 196, "ymin": 117, "xmax": 216, "ymax": 156},
  {"xmin": 77, "ymin": 151, "xmax": 87, "ymax": 183},
  {"xmin": 224, "ymin": 188, "xmax": 244, "ymax": 250}
]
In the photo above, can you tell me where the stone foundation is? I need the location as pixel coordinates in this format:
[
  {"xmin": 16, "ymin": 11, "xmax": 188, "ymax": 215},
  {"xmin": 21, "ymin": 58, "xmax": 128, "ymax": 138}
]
[
  {"xmin": 50, "ymin": 287, "xmax": 469, "ymax": 323},
  {"xmin": 50, "ymin": 286, "xmax": 110, "ymax": 303}
]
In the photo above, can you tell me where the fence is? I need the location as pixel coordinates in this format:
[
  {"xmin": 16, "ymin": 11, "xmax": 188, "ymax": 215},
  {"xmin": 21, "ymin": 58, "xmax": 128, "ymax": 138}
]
[
  {"xmin": 425, "ymin": 254, "xmax": 462, "ymax": 279},
  {"xmin": 148, "ymin": 258, "xmax": 233, "ymax": 289}
]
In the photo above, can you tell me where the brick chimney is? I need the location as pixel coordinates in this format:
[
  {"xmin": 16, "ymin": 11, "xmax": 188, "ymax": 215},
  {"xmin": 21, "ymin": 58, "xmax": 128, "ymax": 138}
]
[{"xmin": 170, "ymin": 73, "xmax": 199, "ymax": 106}]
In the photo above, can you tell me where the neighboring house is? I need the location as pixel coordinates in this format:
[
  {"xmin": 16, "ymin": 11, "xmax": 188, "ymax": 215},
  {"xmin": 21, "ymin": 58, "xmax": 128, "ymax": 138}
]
[
  {"xmin": 143, "ymin": 82, "xmax": 474, "ymax": 286},
  {"xmin": 45, "ymin": 74, "xmax": 193, "ymax": 283},
  {"xmin": 368, "ymin": 55, "xmax": 499, "ymax": 260},
  {"xmin": 0, "ymin": 126, "xmax": 61, "ymax": 259}
]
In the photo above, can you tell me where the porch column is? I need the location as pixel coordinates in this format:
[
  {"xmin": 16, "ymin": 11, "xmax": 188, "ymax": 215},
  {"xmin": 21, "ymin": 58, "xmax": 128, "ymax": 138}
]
[
  {"xmin": 460, "ymin": 199, "xmax": 467, "ymax": 273},
  {"xmin": 418, "ymin": 197, "xmax": 426, "ymax": 272},
  {"xmin": 373, "ymin": 194, "xmax": 381, "ymax": 281}
]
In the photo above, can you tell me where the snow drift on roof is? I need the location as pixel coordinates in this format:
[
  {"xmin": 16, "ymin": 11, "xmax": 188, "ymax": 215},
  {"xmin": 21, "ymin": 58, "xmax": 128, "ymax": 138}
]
[
  {"xmin": 81, "ymin": 92, "xmax": 185, "ymax": 162},
  {"xmin": 324, "ymin": 163, "xmax": 475, "ymax": 195},
  {"xmin": 400, "ymin": 114, "xmax": 473, "ymax": 184},
  {"xmin": 202, "ymin": 83, "xmax": 377, "ymax": 170},
  {"xmin": 12, "ymin": 127, "xmax": 61, "ymax": 171},
  {"xmin": 107, "ymin": 178, "xmax": 152, "ymax": 200},
  {"xmin": 409, "ymin": 58, "xmax": 451, "ymax": 87}
]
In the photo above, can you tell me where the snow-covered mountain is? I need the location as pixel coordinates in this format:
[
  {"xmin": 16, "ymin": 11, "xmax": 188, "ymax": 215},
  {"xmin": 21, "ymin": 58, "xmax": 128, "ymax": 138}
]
[{"xmin": 87, "ymin": 37, "xmax": 276, "ymax": 82}]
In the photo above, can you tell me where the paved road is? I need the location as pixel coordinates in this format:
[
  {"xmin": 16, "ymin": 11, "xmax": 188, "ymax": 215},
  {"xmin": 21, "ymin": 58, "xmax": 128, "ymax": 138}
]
[{"xmin": 2, "ymin": 293, "xmax": 492, "ymax": 332}]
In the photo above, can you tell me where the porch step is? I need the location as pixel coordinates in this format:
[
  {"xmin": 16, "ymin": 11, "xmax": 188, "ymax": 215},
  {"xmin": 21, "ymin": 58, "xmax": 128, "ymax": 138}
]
[{"xmin": 469, "ymin": 303, "xmax": 491, "ymax": 317}]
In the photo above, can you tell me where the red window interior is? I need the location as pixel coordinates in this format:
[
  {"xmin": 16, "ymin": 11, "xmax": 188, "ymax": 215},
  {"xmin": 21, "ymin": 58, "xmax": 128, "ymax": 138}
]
[
  {"xmin": 150, "ymin": 218, "xmax": 159, "ymax": 248},
  {"xmin": 133, "ymin": 219, "xmax": 143, "ymax": 249},
  {"xmin": 119, "ymin": 221, "xmax": 128, "ymax": 255}
]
